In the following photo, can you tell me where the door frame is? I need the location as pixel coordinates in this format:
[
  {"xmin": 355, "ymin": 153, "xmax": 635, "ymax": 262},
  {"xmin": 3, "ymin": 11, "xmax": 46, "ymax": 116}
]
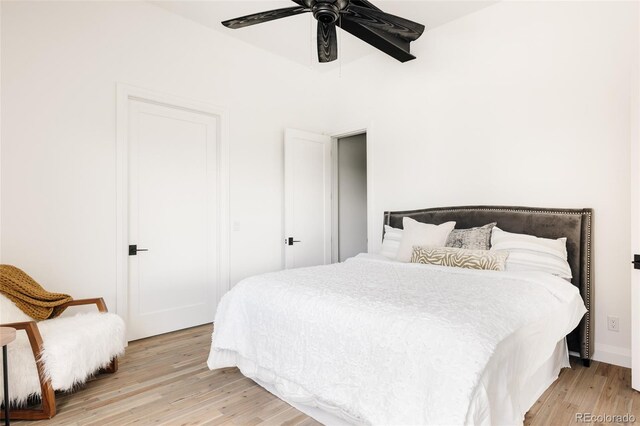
[
  {"xmin": 631, "ymin": 10, "xmax": 640, "ymax": 386},
  {"xmin": 330, "ymin": 123, "xmax": 375, "ymax": 261},
  {"xmin": 115, "ymin": 83, "xmax": 230, "ymax": 326}
]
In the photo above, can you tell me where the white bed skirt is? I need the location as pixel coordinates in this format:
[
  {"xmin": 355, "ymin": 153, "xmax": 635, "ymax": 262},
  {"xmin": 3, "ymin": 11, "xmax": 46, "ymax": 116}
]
[{"xmin": 239, "ymin": 338, "xmax": 569, "ymax": 426}]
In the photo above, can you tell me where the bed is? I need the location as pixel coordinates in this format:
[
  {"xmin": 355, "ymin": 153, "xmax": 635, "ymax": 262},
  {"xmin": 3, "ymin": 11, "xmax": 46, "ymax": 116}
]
[{"xmin": 207, "ymin": 205, "xmax": 593, "ymax": 425}]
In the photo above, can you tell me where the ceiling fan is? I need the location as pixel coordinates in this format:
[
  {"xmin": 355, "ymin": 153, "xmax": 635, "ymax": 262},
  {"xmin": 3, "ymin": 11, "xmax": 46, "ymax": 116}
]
[{"xmin": 222, "ymin": 0, "xmax": 425, "ymax": 63}]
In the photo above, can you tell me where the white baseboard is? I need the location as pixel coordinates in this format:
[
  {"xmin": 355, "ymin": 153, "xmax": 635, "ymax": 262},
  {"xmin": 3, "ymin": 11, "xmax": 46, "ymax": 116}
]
[{"xmin": 593, "ymin": 343, "xmax": 631, "ymax": 368}]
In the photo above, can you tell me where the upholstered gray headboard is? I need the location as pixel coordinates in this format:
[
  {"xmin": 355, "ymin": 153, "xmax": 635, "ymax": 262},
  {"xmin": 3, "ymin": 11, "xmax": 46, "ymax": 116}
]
[{"xmin": 383, "ymin": 205, "xmax": 593, "ymax": 365}]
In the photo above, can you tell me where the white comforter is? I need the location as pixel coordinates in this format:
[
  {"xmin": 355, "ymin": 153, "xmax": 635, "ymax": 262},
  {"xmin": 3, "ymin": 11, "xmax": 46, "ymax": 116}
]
[{"xmin": 208, "ymin": 254, "xmax": 586, "ymax": 425}]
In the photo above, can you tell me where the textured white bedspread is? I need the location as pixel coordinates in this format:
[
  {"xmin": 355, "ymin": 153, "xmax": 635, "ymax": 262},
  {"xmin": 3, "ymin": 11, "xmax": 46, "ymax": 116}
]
[{"xmin": 208, "ymin": 255, "xmax": 586, "ymax": 425}]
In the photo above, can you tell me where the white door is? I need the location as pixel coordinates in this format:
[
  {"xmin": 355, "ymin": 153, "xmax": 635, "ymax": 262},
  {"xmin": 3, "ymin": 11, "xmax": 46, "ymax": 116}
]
[
  {"xmin": 284, "ymin": 129, "xmax": 332, "ymax": 269},
  {"xmin": 128, "ymin": 100, "xmax": 218, "ymax": 341}
]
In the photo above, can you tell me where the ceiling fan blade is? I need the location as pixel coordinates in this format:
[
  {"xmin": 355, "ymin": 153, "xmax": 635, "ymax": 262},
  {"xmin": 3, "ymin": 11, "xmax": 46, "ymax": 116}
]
[
  {"xmin": 350, "ymin": 0, "xmax": 382, "ymax": 12},
  {"xmin": 222, "ymin": 6, "xmax": 309, "ymax": 29},
  {"xmin": 345, "ymin": 5, "xmax": 425, "ymax": 41},
  {"xmin": 338, "ymin": 16, "xmax": 416, "ymax": 63},
  {"xmin": 317, "ymin": 22, "xmax": 338, "ymax": 63}
]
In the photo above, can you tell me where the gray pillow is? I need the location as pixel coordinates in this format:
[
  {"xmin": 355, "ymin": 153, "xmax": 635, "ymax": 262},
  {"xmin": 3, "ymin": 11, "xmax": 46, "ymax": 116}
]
[{"xmin": 445, "ymin": 222, "xmax": 497, "ymax": 250}]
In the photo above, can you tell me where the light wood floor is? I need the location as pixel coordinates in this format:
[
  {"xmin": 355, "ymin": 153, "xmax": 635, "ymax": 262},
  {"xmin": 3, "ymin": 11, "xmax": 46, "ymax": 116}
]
[{"xmin": 12, "ymin": 324, "xmax": 640, "ymax": 425}]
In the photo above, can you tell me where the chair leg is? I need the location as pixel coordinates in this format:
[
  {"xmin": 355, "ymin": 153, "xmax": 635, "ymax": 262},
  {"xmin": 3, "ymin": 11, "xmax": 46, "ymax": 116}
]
[
  {"xmin": 2, "ymin": 355, "xmax": 119, "ymax": 420},
  {"xmin": 0, "ymin": 321, "xmax": 57, "ymax": 420},
  {"xmin": 2, "ymin": 356, "xmax": 118, "ymax": 420},
  {"xmin": 100, "ymin": 357, "xmax": 118, "ymax": 374},
  {"xmin": 0, "ymin": 374, "xmax": 56, "ymax": 420}
]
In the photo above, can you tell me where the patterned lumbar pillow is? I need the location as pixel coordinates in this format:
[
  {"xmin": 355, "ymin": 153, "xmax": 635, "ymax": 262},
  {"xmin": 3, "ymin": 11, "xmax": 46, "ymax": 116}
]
[
  {"xmin": 446, "ymin": 222, "xmax": 497, "ymax": 250},
  {"xmin": 411, "ymin": 246, "xmax": 509, "ymax": 271}
]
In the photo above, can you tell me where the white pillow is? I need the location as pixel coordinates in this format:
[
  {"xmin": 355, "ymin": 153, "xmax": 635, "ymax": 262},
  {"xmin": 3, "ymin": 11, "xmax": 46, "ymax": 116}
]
[
  {"xmin": 380, "ymin": 225, "xmax": 403, "ymax": 259},
  {"xmin": 490, "ymin": 227, "xmax": 573, "ymax": 279},
  {"xmin": 396, "ymin": 218, "xmax": 456, "ymax": 262}
]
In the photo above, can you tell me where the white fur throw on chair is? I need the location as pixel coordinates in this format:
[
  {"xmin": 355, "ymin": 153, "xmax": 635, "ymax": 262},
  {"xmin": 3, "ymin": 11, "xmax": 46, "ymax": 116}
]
[{"xmin": 0, "ymin": 294, "xmax": 126, "ymax": 405}]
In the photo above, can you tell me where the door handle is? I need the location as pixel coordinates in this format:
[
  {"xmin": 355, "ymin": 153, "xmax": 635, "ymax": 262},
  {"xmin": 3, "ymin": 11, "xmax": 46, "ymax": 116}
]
[
  {"xmin": 633, "ymin": 254, "xmax": 640, "ymax": 269},
  {"xmin": 286, "ymin": 237, "xmax": 301, "ymax": 246},
  {"xmin": 129, "ymin": 245, "xmax": 149, "ymax": 256}
]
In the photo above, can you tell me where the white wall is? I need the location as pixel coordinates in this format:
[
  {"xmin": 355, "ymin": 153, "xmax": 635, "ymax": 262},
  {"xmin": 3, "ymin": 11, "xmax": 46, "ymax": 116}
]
[
  {"xmin": 0, "ymin": 1, "xmax": 3, "ymax": 263},
  {"xmin": 0, "ymin": 1, "xmax": 332, "ymax": 311},
  {"xmin": 337, "ymin": 133, "xmax": 368, "ymax": 261},
  {"xmin": 328, "ymin": 1, "xmax": 639, "ymax": 367},
  {"xmin": 2, "ymin": 1, "xmax": 638, "ymax": 367}
]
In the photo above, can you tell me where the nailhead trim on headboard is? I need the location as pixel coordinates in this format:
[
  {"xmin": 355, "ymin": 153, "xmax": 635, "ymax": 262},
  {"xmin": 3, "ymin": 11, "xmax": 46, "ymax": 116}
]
[
  {"xmin": 385, "ymin": 207, "xmax": 589, "ymax": 219},
  {"xmin": 584, "ymin": 211, "xmax": 592, "ymax": 359}
]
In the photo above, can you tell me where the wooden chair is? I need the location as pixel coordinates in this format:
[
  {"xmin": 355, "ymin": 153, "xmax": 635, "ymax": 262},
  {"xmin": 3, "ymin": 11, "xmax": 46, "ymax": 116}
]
[{"xmin": 0, "ymin": 298, "xmax": 121, "ymax": 420}]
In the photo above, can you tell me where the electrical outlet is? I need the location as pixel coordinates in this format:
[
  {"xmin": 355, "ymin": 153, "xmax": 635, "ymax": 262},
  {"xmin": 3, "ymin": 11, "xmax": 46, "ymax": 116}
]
[{"xmin": 608, "ymin": 315, "xmax": 620, "ymax": 332}]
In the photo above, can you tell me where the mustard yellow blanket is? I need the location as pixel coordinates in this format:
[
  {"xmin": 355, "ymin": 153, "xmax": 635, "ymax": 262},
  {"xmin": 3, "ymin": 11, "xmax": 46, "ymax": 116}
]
[{"xmin": 0, "ymin": 265, "xmax": 72, "ymax": 321}]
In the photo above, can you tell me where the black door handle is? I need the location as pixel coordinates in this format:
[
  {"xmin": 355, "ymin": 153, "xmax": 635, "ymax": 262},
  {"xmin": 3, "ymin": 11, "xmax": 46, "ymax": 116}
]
[
  {"xmin": 129, "ymin": 245, "xmax": 149, "ymax": 256},
  {"xmin": 633, "ymin": 254, "xmax": 640, "ymax": 269},
  {"xmin": 286, "ymin": 237, "xmax": 301, "ymax": 246}
]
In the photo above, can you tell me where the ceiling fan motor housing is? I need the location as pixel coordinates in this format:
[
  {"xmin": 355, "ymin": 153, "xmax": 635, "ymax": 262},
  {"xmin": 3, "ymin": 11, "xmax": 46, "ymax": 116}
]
[{"xmin": 308, "ymin": 0, "xmax": 349, "ymax": 24}]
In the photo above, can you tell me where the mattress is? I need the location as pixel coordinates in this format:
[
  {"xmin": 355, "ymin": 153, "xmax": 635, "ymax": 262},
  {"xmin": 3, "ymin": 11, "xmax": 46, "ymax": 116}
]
[{"xmin": 208, "ymin": 254, "xmax": 586, "ymax": 425}]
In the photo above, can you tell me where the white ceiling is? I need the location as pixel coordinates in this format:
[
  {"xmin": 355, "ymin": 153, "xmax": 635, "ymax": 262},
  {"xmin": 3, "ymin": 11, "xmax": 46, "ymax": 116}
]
[{"xmin": 152, "ymin": 1, "xmax": 497, "ymax": 71}]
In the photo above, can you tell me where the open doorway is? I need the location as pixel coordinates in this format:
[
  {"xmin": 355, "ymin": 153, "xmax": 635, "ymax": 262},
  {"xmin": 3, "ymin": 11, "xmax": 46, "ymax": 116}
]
[
  {"xmin": 332, "ymin": 132, "xmax": 368, "ymax": 263},
  {"xmin": 283, "ymin": 128, "xmax": 369, "ymax": 269}
]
